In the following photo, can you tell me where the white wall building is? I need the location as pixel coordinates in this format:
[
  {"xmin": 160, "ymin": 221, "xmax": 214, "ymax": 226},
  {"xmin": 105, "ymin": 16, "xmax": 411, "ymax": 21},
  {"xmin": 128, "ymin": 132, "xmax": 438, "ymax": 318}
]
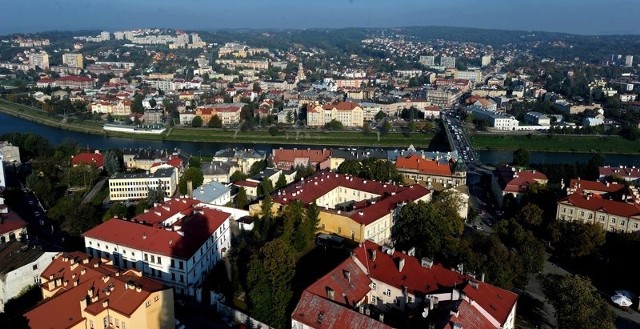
[{"xmin": 108, "ymin": 167, "xmax": 177, "ymax": 201}]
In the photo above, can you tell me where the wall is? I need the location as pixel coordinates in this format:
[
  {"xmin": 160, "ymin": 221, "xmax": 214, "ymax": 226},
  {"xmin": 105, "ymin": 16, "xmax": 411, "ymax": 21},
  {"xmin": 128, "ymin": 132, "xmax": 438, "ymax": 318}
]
[{"xmin": 0, "ymin": 252, "xmax": 56, "ymax": 312}]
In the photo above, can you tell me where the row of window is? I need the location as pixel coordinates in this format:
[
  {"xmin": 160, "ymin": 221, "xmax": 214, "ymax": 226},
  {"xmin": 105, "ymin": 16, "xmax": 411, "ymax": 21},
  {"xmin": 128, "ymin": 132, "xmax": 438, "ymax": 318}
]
[{"xmin": 110, "ymin": 180, "xmax": 170, "ymax": 186}]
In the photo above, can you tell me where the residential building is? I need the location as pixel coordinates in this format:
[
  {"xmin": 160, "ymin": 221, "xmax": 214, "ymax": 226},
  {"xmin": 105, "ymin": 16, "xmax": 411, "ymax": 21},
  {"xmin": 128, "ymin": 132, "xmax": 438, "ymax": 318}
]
[
  {"xmin": 30, "ymin": 51, "xmax": 49, "ymax": 70},
  {"xmin": 62, "ymin": 53, "xmax": 83, "ymax": 69},
  {"xmin": 0, "ymin": 197, "xmax": 27, "ymax": 243},
  {"xmin": 144, "ymin": 109, "xmax": 164, "ymax": 124},
  {"xmin": 426, "ymin": 88, "xmax": 463, "ymax": 107},
  {"xmin": 625, "ymin": 55, "xmax": 634, "ymax": 67},
  {"xmin": 473, "ymin": 98, "xmax": 497, "ymax": 112},
  {"xmin": 233, "ymin": 180, "xmax": 260, "ymax": 198},
  {"xmin": 599, "ymin": 166, "xmax": 640, "ymax": 183},
  {"xmin": 481, "ymin": 55, "xmax": 492, "ymax": 67},
  {"xmin": 292, "ymin": 241, "xmax": 518, "ymax": 329},
  {"xmin": 192, "ymin": 181, "xmax": 232, "ymax": 205},
  {"xmin": 307, "ymin": 101, "xmax": 364, "ymax": 127},
  {"xmin": 422, "ymin": 105, "xmax": 441, "ymax": 119},
  {"xmin": 395, "ymin": 155, "xmax": 467, "ymax": 188},
  {"xmin": 419, "ymin": 55, "xmax": 435, "ymax": 67},
  {"xmin": 0, "ymin": 241, "xmax": 57, "ymax": 312},
  {"xmin": 201, "ymin": 161, "xmax": 240, "ymax": 184},
  {"xmin": 328, "ymin": 148, "xmax": 387, "ymax": 171},
  {"xmin": 0, "ymin": 141, "xmax": 20, "ymax": 164},
  {"xmin": 440, "ymin": 56, "xmax": 456, "ymax": 68},
  {"xmin": 122, "ymin": 148, "xmax": 188, "ymax": 171},
  {"xmin": 524, "ymin": 112, "xmax": 551, "ymax": 126},
  {"xmin": 0, "ymin": 155, "xmax": 4, "ymax": 191},
  {"xmin": 24, "ymin": 252, "xmax": 175, "ymax": 329},
  {"xmin": 468, "ymin": 106, "xmax": 519, "ymax": 131},
  {"xmin": 269, "ymin": 172, "xmax": 431, "ymax": 244},
  {"xmin": 70, "ymin": 150, "xmax": 104, "ymax": 169},
  {"xmin": 37, "ymin": 76, "xmax": 94, "ymax": 89},
  {"xmin": 113, "ymin": 100, "xmax": 132, "ymax": 116},
  {"xmin": 212, "ymin": 148, "xmax": 265, "ymax": 174},
  {"xmin": 83, "ymin": 199, "xmax": 231, "ymax": 296},
  {"xmin": 108, "ymin": 168, "xmax": 177, "ymax": 201},
  {"xmin": 454, "ymin": 69, "xmax": 483, "ymax": 83},
  {"xmin": 270, "ymin": 148, "xmax": 332, "ymax": 170},
  {"xmin": 492, "ymin": 166, "xmax": 548, "ymax": 207}
]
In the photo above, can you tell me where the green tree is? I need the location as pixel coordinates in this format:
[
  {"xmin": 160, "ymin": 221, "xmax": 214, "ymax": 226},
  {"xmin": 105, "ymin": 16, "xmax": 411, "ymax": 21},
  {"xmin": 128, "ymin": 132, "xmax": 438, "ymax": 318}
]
[
  {"xmin": 260, "ymin": 193, "xmax": 274, "ymax": 220},
  {"xmin": 229, "ymin": 170, "xmax": 248, "ymax": 183},
  {"xmin": 26, "ymin": 172, "xmax": 53, "ymax": 208},
  {"xmin": 178, "ymin": 167, "xmax": 204, "ymax": 195},
  {"xmin": 325, "ymin": 119, "xmax": 343, "ymax": 131},
  {"xmin": 551, "ymin": 221, "xmax": 606, "ymax": 259},
  {"xmin": 103, "ymin": 150, "xmax": 121, "ymax": 175},
  {"xmin": 542, "ymin": 274, "xmax": 615, "ymax": 329},
  {"xmin": 189, "ymin": 157, "xmax": 202, "ymax": 169},
  {"xmin": 336, "ymin": 159, "xmax": 363, "ymax": 176},
  {"xmin": 131, "ymin": 94, "xmax": 144, "ymax": 114},
  {"xmin": 274, "ymin": 173, "xmax": 287, "ymax": 190},
  {"xmin": 361, "ymin": 158, "xmax": 402, "ymax": 183},
  {"xmin": 148, "ymin": 98, "xmax": 157, "ymax": 109},
  {"xmin": 295, "ymin": 201, "xmax": 320, "ymax": 252},
  {"xmin": 512, "ymin": 148, "xmax": 530, "ymax": 167},
  {"xmin": 258, "ymin": 179, "xmax": 274, "ymax": 197},
  {"xmin": 247, "ymin": 239, "xmax": 296, "ymax": 328},
  {"xmin": 294, "ymin": 165, "xmax": 315, "ymax": 180},
  {"xmin": 66, "ymin": 164, "xmax": 99, "ymax": 188},
  {"xmin": 517, "ymin": 203, "xmax": 544, "ymax": 228},
  {"xmin": 374, "ymin": 111, "xmax": 387, "ymax": 121},
  {"xmin": 235, "ymin": 187, "xmax": 248, "ymax": 209},
  {"xmin": 249, "ymin": 160, "xmax": 267, "ymax": 176},
  {"xmin": 191, "ymin": 116, "xmax": 203, "ymax": 128},
  {"xmin": 208, "ymin": 115, "xmax": 222, "ymax": 128},
  {"xmin": 381, "ymin": 121, "xmax": 392, "ymax": 134},
  {"xmin": 61, "ymin": 203, "xmax": 100, "ymax": 237}
]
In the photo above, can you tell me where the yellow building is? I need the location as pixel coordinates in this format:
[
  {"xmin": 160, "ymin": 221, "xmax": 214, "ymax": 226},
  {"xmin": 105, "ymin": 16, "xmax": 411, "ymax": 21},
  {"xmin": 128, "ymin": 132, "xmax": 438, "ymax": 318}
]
[
  {"xmin": 62, "ymin": 53, "xmax": 84, "ymax": 69},
  {"xmin": 24, "ymin": 252, "xmax": 175, "ymax": 329},
  {"xmin": 307, "ymin": 101, "xmax": 364, "ymax": 127}
]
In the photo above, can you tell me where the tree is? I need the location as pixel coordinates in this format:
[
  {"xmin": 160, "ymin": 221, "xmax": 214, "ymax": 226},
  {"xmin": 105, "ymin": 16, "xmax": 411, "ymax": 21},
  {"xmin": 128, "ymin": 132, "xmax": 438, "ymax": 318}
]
[
  {"xmin": 188, "ymin": 157, "xmax": 201, "ymax": 169},
  {"xmin": 542, "ymin": 274, "xmax": 615, "ymax": 329},
  {"xmin": 275, "ymin": 173, "xmax": 287, "ymax": 190},
  {"xmin": 392, "ymin": 198, "xmax": 464, "ymax": 258},
  {"xmin": 381, "ymin": 121, "xmax": 392, "ymax": 134},
  {"xmin": 229, "ymin": 170, "xmax": 248, "ymax": 183},
  {"xmin": 362, "ymin": 122, "xmax": 371, "ymax": 135},
  {"xmin": 131, "ymin": 94, "xmax": 144, "ymax": 114},
  {"xmin": 512, "ymin": 148, "xmax": 530, "ymax": 167},
  {"xmin": 61, "ymin": 203, "xmax": 100, "ymax": 237},
  {"xmin": 178, "ymin": 167, "xmax": 204, "ymax": 195},
  {"xmin": 325, "ymin": 119, "xmax": 343, "ymax": 131},
  {"xmin": 249, "ymin": 160, "xmax": 267, "ymax": 176},
  {"xmin": 247, "ymin": 239, "xmax": 296, "ymax": 328},
  {"xmin": 208, "ymin": 115, "xmax": 222, "ymax": 128},
  {"xmin": 191, "ymin": 116, "xmax": 203, "ymax": 128},
  {"xmin": 294, "ymin": 165, "xmax": 315, "ymax": 180},
  {"xmin": 361, "ymin": 158, "xmax": 403, "ymax": 183},
  {"xmin": 26, "ymin": 172, "xmax": 53, "ymax": 208},
  {"xmin": 258, "ymin": 179, "xmax": 274, "ymax": 197},
  {"xmin": 374, "ymin": 111, "xmax": 387, "ymax": 121},
  {"xmin": 103, "ymin": 150, "xmax": 121, "ymax": 175},
  {"xmin": 148, "ymin": 98, "xmax": 157, "ymax": 109},
  {"xmin": 336, "ymin": 159, "xmax": 362, "ymax": 176},
  {"xmin": 235, "ymin": 187, "xmax": 248, "ymax": 209},
  {"xmin": 259, "ymin": 193, "xmax": 274, "ymax": 220},
  {"xmin": 517, "ymin": 203, "xmax": 544, "ymax": 228},
  {"xmin": 551, "ymin": 221, "xmax": 606, "ymax": 259}
]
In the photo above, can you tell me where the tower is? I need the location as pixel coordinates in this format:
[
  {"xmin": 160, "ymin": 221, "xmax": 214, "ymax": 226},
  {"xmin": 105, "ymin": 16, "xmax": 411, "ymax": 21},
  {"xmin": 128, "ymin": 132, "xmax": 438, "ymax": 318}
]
[{"xmin": 297, "ymin": 62, "xmax": 306, "ymax": 82}]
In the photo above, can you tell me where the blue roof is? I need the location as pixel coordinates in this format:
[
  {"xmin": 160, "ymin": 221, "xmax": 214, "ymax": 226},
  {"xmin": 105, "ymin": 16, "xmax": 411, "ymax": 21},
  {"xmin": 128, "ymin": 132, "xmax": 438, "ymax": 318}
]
[{"xmin": 192, "ymin": 181, "xmax": 231, "ymax": 203}]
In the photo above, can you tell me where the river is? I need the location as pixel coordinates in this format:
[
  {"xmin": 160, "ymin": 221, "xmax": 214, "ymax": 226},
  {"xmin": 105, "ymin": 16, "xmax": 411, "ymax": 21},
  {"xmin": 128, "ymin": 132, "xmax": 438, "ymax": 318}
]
[{"xmin": 1, "ymin": 112, "xmax": 639, "ymax": 166}]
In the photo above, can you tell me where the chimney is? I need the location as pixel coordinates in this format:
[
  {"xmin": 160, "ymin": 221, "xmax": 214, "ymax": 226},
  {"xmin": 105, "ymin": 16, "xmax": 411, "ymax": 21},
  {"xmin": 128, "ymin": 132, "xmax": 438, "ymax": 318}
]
[
  {"xmin": 371, "ymin": 250, "xmax": 376, "ymax": 261},
  {"xmin": 326, "ymin": 287, "xmax": 335, "ymax": 300},
  {"xmin": 143, "ymin": 233, "xmax": 147, "ymax": 240},
  {"xmin": 398, "ymin": 258, "xmax": 406, "ymax": 272},
  {"xmin": 187, "ymin": 181, "xmax": 193, "ymax": 197},
  {"xmin": 379, "ymin": 313, "xmax": 385, "ymax": 323},
  {"xmin": 87, "ymin": 288, "xmax": 94, "ymax": 298},
  {"xmin": 344, "ymin": 270, "xmax": 351, "ymax": 283},
  {"xmin": 102, "ymin": 300, "xmax": 109, "ymax": 308}
]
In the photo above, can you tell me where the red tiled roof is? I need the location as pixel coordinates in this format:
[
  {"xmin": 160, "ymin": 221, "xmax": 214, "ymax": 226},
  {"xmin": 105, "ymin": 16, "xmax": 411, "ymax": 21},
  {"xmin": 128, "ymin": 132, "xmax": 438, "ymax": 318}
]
[
  {"xmin": 353, "ymin": 241, "xmax": 466, "ymax": 296},
  {"xmin": 71, "ymin": 152, "xmax": 105, "ymax": 168},
  {"xmin": 234, "ymin": 180, "xmax": 259, "ymax": 188},
  {"xmin": 166, "ymin": 155, "xmax": 183, "ymax": 169},
  {"xmin": 271, "ymin": 149, "xmax": 331, "ymax": 168},
  {"xmin": 292, "ymin": 291, "xmax": 391, "ymax": 329},
  {"xmin": 57, "ymin": 75, "xmax": 93, "ymax": 82},
  {"xmin": 396, "ymin": 155, "xmax": 452, "ymax": 176},
  {"xmin": 322, "ymin": 101, "xmax": 361, "ymax": 111},
  {"xmin": 348, "ymin": 185, "xmax": 429, "ymax": 225},
  {"xmin": 305, "ymin": 257, "xmax": 372, "ymax": 307},
  {"xmin": 0, "ymin": 210, "xmax": 28, "ymax": 235},
  {"xmin": 461, "ymin": 281, "xmax": 518, "ymax": 326},
  {"xmin": 599, "ymin": 166, "xmax": 640, "ymax": 179},
  {"xmin": 568, "ymin": 179, "xmax": 625, "ymax": 194},
  {"xmin": 443, "ymin": 300, "xmax": 499, "ymax": 329},
  {"xmin": 83, "ymin": 207, "xmax": 230, "ymax": 259},
  {"xmin": 561, "ymin": 191, "xmax": 640, "ymax": 218},
  {"xmin": 133, "ymin": 198, "xmax": 200, "ymax": 225},
  {"xmin": 494, "ymin": 166, "xmax": 547, "ymax": 193},
  {"xmin": 25, "ymin": 252, "xmax": 168, "ymax": 329},
  {"xmin": 215, "ymin": 106, "xmax": 241, "ymax": 113}
]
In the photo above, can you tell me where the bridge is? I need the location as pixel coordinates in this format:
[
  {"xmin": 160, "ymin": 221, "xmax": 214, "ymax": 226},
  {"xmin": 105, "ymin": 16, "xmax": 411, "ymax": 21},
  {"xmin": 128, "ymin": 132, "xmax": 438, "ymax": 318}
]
[{"xmin": 441, "ymin": 111, "xmax": 481, "ymax": 167}]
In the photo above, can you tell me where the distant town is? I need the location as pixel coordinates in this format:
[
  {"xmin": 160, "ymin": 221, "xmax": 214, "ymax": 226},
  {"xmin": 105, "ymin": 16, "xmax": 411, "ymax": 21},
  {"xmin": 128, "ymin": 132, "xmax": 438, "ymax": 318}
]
[{"xmin": 0, "ymin": 26, "xmax": 639, "ymax": 329}]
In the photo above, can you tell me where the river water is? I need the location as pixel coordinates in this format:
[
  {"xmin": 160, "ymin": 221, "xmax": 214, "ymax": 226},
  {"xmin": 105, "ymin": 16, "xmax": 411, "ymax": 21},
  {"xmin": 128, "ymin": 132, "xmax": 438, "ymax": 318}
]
[{"xmin": 1, "ymin": 112, "xmax": 638, "ymax": 166}]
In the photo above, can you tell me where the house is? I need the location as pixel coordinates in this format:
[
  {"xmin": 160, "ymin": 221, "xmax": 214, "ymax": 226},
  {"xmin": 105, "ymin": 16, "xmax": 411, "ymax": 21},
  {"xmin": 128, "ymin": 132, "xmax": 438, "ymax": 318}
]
[
  {"xmin": 0, "ymin": 197, "xmax": 27, "ymax": 243},
  {"xmin": 83, "ymin": 198, "xmax": 231, "ymax": 296},
  {"xmin": 328, "ymin": 148, "xmax": 388, "ymax": 171},
  {"xmin": 70, "ymin": 150, "xmax": 105, "ymax": 169},
  {"xmin": 212, "ymin": 148, "xmax": 265, "ymax": 174},
  {"xmin": 492, "ymin": 165, "xmax": 548, "ymax": 207},
  {"xmin": 473, "ymin": 98, "xmax": 497, "ymax": 111},
  {"xmin": 0, "ymin": 141, "xmax": 21, "ymax": 164},
  {"xmin": 0, "ymin": 241, "xmax": 57, "ymax": 312},
  {"xmin": 524, "ymin": 112, "xmax": 551, "ymax": 126},
  {"xmin": 23, "ymin": 252, "xmax": 175, "ymax": 329},
  {"xmin": 233, "ymin": 180, "xmax": 260, "ymax": 198},
  {"xmin": 599, "ymin": 166, "xmax": 640, "ymax": 183},
  {"xmin": 192, "ymin": 181, "xmax": 232, "ymax": 206},
  {"xmin": 422, "ymin": 105, "xmax": 441, "ymax": 119},
  {"xmin": 271, "ymin": 148, "xmax": 332, "ymax": 170},
  {"xmin": 307, "ymin": 101, "xmax": 364, "ymax": 127},
  {"xmin": 292, "ymin": 241, "xmax": 518, "ymax": 329},
  {"xmin": 201, "ymin": 161, "xmax": 240, "ymax": 184},
  {"xmin": 268, "ymin": 172, "xmax": 431, "ymax": 244},
  {"xmin": 108, "ymin": 168, "xmax": 177, "ymax": 201},
  {"xmin": 395, "ymin": 155, "xmax": 467, "ymax": 188}
]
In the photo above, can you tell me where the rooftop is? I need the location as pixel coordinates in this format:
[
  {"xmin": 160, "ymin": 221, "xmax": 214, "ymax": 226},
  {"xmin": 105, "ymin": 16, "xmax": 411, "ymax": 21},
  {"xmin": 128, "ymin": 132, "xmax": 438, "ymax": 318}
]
[
  {"xmin": 0, "ymin": 241, "xmax": 49, "ymax": 275},
  {"xmin": 111, "ymin": 167, "xmax": 175, "ymax": 180}
]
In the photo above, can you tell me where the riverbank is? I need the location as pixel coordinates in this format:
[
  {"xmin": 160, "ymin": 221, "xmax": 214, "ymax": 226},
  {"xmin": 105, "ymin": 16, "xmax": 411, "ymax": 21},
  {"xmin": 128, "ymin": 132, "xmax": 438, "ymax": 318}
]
[
  {"xmin": 470, "ymin": 133, "xmax": 640, "ymax": 154},
  {"xmin": 0, "ymin": 100, "xmax": 433, "ymax": 148}
]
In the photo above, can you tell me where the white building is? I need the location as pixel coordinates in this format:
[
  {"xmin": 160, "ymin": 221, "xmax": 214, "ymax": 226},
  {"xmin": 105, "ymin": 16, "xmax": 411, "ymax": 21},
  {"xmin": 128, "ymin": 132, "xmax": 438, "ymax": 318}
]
[
  {"xmin": 625, "ymin": 55, "xmax": 634, "ymax": 67},
  {"xmin": 440, "ymin": 56, "xmax": 456, "ymax": 68},
  {"xmin": 468, "ymin": 106, "xmax": 519, "ymax": 130},
  {"xmin": 481, "ymin": 55, "xmax": 492, "ymax": 67},
  {"xmin": 29, "ymin": 51, "xmax": 49, "ymax": 70},
  {"xmin": 62, "ymin": 53, "xmax": 83, "ymax": 69},
  {"xmin": 419, "ymin": 55, "xmax": 435, "ymax": 67},
  {"xmin": 108, "ymin": 167, "xmax": 177, "ymax": 201},
  {"xmin": 192, "ymin": 181, "xmax": 232, "ymax": 206},
  {"xmin": 524, "ymin": 111, "xmax": 551, "ymax": 126},
  {"xmin": 83, "ymin": 198, "xmax": 231, "ymax": 297}
]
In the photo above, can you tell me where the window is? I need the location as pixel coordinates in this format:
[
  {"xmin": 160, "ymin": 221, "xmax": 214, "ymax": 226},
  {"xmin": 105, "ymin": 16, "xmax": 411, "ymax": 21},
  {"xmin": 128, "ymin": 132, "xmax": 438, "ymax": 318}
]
[
  {"xmin": 89, "ymin": 320, "xmax": 94, "ymax": 329},
  {"xmin": 115, "ymin": 319, "xmax": 119, "ymax": 327},
  {"xmin": 179, "ymin": 261, "xmax": 184, "ymax": 269},
  {"xmin": 171, "ymin": 259, "xmax": 175, "ymax": 268},
  {"xmin": 154, "ymin": 295, "xmax": 160, "ymax": 302},
  {"xmin": 371, "ymin": 296, "xmax": 377, "ymax": 304},
  {"xmin": 144, "ymin": 254, "xmax": 148, "ymax": 261},
  {"xmin": 372, "ymin": 282, "xmax": 376, "ymax": 290},
  {"xmin": 122, "ymin": 322, "xmax": 126, "ymax": 329},
  {"xmin": 384, "ymin": 289, "xmax": 391, "ymax": 296},
  {"xmin": 408, "ymin": 296, "xmax": 413, "ymax": 303},
  {"xmin": 635, "ymin": 223, "xmax": 639, "ymax": 229},
  {"xmin": 612, "ymin": 218, "xmax": 616, "ymax": 223},
  {"xmin": 32, "ymin": 264, "xmax": 38, "ymax": 270},
  {"xmin": 151, "ymin": 255, "xmax": 155, "ymax": 263},
  {"xmin": 621, "ymin": 220, "xmax": 625, "ymax": 225},
  {"xmin": 146, "ymin": 301, "xmax": 151, "ymax": 307},
  {"xmin": 157, "ymin": 257, "xmax": 162, "ymax": 265}
]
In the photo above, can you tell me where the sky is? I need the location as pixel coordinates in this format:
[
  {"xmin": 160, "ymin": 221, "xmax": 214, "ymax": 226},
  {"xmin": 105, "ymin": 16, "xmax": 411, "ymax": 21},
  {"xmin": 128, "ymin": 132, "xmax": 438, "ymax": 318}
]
[{"xmin": 1, "ymin": 0, "xmax": 639, "ymax": 35}]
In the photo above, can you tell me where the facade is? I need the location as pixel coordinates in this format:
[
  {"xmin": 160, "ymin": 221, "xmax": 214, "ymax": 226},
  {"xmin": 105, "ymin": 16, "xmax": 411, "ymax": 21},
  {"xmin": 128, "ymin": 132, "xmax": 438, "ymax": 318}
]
[
  {"xmin": 271, "ymin": 148, "xmax": 332, "ymax": 170},
  {"xmin": 440, "ymin": 56, "xmax": 456, "ymax": 68},
  {"xmin": 108, "ymin": 168, "xmax": 177, "ymax": 201},
  {"xmin": 468, "ymin": 106, "xmax": 519, "ymax": 131},
  {"xmin": 30, "ymin": 51, "xmax": 49, "ymax": 70},
  {"xmin": 419, "ymin": 55, "xmax": 435, "ymax": 67},
  {"xmin": 492, "ymin": 165, "xmax": 548, "ymax": 207},
  {"xmin": 292, "ymin": 241, "xmax": 518, "ymax": 329},
  {"xmin": 270, "ymin": 172, "xmax": 431, "ymax": 244},
  {"xmin": 307, "ymin": 101, "xmax": 364, "ymax": 127},
  {"xmin": 201, "ymin": 161, "xmax": 240, "ymax": 184},
  {"xmin": 395, "ymin": 155, "xmax": 467, "ymax": 188},
  {"xmin": 83, "ymin": 199, "xmax": 232, "ymax": 296},
  {"xmin": 426, "ymin": 88, "xmax": 463, "ymax": 107},
  {"xmin": 454, "ymin": 69, "xmax": 483, "ymax": 83},
  {"xmin": 62, "ymin": 53, "xmax": 84, "ymax": 69},
  {"xmin": 24, "ymin": 252, "xmax": 175, "ymax": 329},
  {"xmin": 212, "ymin": 148, "xmax": 265, "ymax": 174},
  {"xmin": 524, "ymin": 112, "xmax": 551, "ymax": 126},
  {"xmin": 192, "ymin": 181, "xmax": 232, "ymax": 205},
  {"xmin": 0, "ymin": 241, "xmax": 57, "ymax": 313},
  {"xmin": 599, "ymin": 166, "xmax": 640, "ymax": 183},
  {"xmin": 0, "ymin": 141, "xmax": 21, "ymax": 164}
]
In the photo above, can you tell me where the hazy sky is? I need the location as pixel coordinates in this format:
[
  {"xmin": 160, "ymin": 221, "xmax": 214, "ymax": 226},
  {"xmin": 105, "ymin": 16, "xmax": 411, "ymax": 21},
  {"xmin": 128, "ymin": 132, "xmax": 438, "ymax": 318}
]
[{"xmin": 1, "ymin": 0, "xmax": 639, "ymax": 35}]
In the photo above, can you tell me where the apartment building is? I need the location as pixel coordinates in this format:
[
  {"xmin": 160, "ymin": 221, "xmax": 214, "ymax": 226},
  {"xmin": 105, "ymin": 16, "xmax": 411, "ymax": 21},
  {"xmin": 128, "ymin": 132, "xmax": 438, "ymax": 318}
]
[
  {"xmin": 30, "ymin": 51, "xmax": 49, "ymax": 70},
  {"xmin": 108, "ymin": 167, "xmax": 177, "ymax": 201},
  {"xmin": 395, "ymin": 154, "xmax": 467, "ymax": 188},
  {"xmin": 24, "ymin": 252, "xmax": 175, "ymax": 329},
  {"xmin": 212, "ymin": 148, "xmax": 265, "ymax": 174},
  {"xmin": 62, "ymin": 53, "xmax": 84, "ymax": 69},
  {"xmin": 468, "ymin": 106, "xmax": 520, "ymax": 131},
  {"xmin": 292, "ymin": 241, "xmax": 518, "ymax": 329},
  {"xmin": 270, "ymin": 172, "xmax": 431, "ymax": 244},
  {"xmin": 599, "ymin": 166, "xmax": 640, "ymax": 183},
  {"xmin": 83, "ymin": 199, "xmax": 232, "ymax": 296},
  {"xmin": 307, "ymin": 101, "xmax": 364, "ymax": 127}
]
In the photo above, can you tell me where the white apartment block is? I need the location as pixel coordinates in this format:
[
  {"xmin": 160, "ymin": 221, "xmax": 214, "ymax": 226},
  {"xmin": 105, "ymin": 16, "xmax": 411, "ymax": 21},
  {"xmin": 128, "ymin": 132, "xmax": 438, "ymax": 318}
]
[
  {"xmin": 62, "ymin": 53, "xmax": 84, "ymax": 69},
  {"xmin": 30, "ymin": 51, "xmax": 49, "ymax": 70},
  {"xmin": 440, "ymin": 56, "xmax": 456, "ymax": 68},
  {"xmin": 108, "ymin": 167, "xmax": 177, "ymax": 201},
  {"xmin": 468, "ymin": 106, "xmax": 519, "ymax": 130},
  {"xmin": 83, "ymin": 198, "xmax": 231, "ymax": 296}
]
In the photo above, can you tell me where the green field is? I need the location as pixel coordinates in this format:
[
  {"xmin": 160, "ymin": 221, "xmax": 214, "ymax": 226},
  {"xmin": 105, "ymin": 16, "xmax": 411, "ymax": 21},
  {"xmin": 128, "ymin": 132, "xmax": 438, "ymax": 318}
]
[
  {"xmin": 470, "ymin": 133, "xmax": 640, "ymax": 154},
  {"xmin": 0, "ymin": 99, "xmax": 105, "ymax": 134}
]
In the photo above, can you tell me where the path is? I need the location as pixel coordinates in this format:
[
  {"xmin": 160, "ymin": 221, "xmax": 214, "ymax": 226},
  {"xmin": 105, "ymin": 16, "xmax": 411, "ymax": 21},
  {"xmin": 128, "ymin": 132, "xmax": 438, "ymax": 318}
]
[{"xmin": 82, "ymin": 177, "xmax": 107, "ymax": 204}]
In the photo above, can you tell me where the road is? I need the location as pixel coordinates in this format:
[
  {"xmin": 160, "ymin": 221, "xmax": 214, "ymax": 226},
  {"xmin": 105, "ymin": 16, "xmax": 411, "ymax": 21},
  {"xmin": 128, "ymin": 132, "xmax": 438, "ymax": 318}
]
[{"xmin": 81, "ymin": 177, "xmax": 107, "ymax": 204}]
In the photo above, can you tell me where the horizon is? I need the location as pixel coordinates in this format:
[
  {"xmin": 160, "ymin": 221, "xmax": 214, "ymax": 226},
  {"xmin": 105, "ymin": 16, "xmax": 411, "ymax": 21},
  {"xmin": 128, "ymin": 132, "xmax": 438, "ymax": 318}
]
[{"xmin": 1, "ymin": 0, "xmax": 639, "ymax": 36}]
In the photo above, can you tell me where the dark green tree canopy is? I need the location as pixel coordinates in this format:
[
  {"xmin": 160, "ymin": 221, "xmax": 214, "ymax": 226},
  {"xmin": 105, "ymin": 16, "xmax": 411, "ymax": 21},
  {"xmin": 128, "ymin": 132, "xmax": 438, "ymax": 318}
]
[
  {"xmin": 178, "ymin": 167, "xmax": 204, "ymax": 195},
  {"xmin": 512, "ymin": 148, "xmax": 531, "ymax": 167}
]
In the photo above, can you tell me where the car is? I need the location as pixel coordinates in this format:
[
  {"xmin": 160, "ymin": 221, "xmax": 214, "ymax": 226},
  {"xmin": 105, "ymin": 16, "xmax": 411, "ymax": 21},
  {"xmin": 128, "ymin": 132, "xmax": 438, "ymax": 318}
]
[{"xmin": 175, "ymin": 319, "xmax": 186, "ymax": 329}]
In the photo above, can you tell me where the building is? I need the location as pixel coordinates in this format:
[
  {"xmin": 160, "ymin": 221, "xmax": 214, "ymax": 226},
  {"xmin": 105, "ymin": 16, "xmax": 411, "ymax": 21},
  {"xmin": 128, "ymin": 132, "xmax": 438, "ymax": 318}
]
[
  {"xmin": 0, "ymin": 154, "xmax": 4, "ymax": 192},
  {"xmin": 83, "ymin": 199, "xmax": 231, "ymax": 296},
  {"xmin": 0, "ymin": 241, "xmax": 57, "ymax": 312},
  {"xmin": 599, "ymin": 166, "xmax": 640, "ymax": 183},
  {"xmin": 269, "ymin": 172, "xmax": 431, "ymax": 244},
  {"xmin": 234, "ymin": 180, "xmax": 260, "ymax": 198},
  {"xmin": 481, "ymin": 55, "xmax": 492, "ymax": 67},
  {"xmin": 70, "ymin": 150, "xmax": 105, "ymax": 169},
  {"xmin": 468, "ymin": 106, "xmax": 519, "ymax": 131},
  {"xmin": 23, "ymin": 252, "xmax": 175, "ymax": 329},
  {"xmin": 108, "ymin": 168, "xmax": 177, "ymax": 201},
  {"xmin": 524, "ymin": 112, "xmax": 551, "ymax": 126},
  {"xmin": 123, "ymin": 148, "xmax": 188, "ymax": 171},
  {"xmin": 557, "ymin": 181, "xmax": 640, "ymax": 233},
  {"xmin": 473, "ymin": 98, "xmax": 497, "ymax": 112},
  {"xmin": 307, "ymin": 101, "xmax": 364, "ymax": 127},
  {"xmin": 192, "ymin": 181, "xmax": 232, "ymax": 205},
  {"xmin": 37, "ymin": 75, "xmax": 94, "ymax": 89},
  {"xmin": 144, "ymin": 109, "xmax": 164, "ymax": 124},
  {"xmin": 212, "ymin": 148, "xmax": 265, "ymax": 174},
  {"xmin": 440, "ymin": 56, "xmax": 456, "ymax": 68},
  {"xmin": 0, "ymin": 141, "xmax": 21, "ymax": 164},
  {"xmin": 30, "ymin": 51, "xmax": 49, "ymax": 70},
  {"xmin": 292, "ymin": 241, "xmax": 518, "ymax": 329},
  {"xmin": 201, "ymin": 161, "xmax": 240, "ymax": 184},
  {"xmin": 625, "ymin": 55, "xmax": 634, "ymax": 67},
  {"xmin": 62, "ymin": 53, "xmax": 84, "ymax": 69},
  {"xmin": 492, "ymin": 166, "xmax": 548, "ymax": 207},
  {"xmin": 454, "ymin": 69, "xmax": 483, "ymax": 83},
  {"xmin": 0, "ymin": 196, "xmax": 27, "ymax": 243},
  {"xmin": 395, "ymin": 155, "xmax": 467, "ymax": 188},
  {"xmin": 426, "ymin": 88, "xmax": 464, "ymax": 107},
  {"xmin": 271, "ymin": 148, "xmax": 332, "ymax": 170},
  {"xmin": 419, "ymin": 55, "xmax": 435, "ymax": 67}
]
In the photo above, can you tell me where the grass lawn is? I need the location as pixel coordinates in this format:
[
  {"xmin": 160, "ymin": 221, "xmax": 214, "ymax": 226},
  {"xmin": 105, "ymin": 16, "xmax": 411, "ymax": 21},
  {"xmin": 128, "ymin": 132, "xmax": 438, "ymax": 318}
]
[
  {"xmin": 470, "ymin": 133, "xmax": 640, "ymax": 154},
  {"xmin": 0, "ymin": 99, "xmax": 105, "ymax": 134}
]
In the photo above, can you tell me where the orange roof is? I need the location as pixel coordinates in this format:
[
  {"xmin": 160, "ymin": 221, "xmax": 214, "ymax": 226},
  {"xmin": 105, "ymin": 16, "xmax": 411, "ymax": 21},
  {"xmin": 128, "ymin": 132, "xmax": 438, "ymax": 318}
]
[
  {"xmin": 396, "ymin": 154, "xmax": 453, "ymax": 176},
  {"xmin": 322, "ymin": 101, "xmax": 361, "ymax": 111},
  {"xmin": 24, "ymin": 252, "xmax": 168, "ymax": 329},
  {"xmin": 561, "ymin": 191, "xmax": 640, "ymax": 218},
  {"xmin": 568, "ymin": 179, "xmax": 625, "ymax": 194},
  {"xmin": 71, "ymin": 152, "xmax": 105, "ymax": 168},
  {"xmin": 292, "ymin": 291, "xmax": 391, "ymax": 329}
]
